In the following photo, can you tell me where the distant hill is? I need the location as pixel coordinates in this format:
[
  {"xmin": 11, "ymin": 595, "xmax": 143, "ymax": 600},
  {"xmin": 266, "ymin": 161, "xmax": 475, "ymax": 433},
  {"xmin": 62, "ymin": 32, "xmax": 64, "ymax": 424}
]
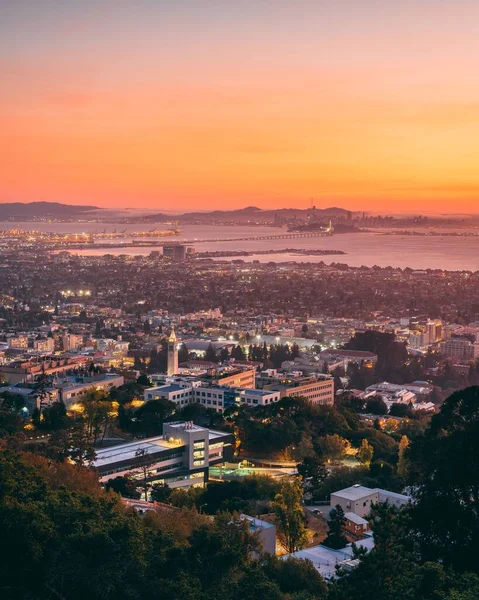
[
  {"xmin": 0, "ymin": 202, "xmax": 100, "ymax": 219},
  {"xmin": 139, "ymin": 206, "xmax": 354, "ymax": 224}
]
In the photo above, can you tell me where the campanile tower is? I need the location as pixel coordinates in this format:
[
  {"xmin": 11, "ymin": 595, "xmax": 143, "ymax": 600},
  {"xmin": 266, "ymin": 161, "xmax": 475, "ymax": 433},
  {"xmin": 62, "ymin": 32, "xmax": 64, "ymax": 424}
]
[{"xmin": 167, "ymin": 327, "xmax": 178, "ymax": 376}]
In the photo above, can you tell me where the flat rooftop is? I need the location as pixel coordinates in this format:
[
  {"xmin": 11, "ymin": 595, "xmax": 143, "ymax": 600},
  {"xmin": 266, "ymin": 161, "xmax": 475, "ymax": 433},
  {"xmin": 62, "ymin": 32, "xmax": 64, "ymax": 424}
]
[
  {"xmin": 94, "ymin": 436, "xmax": 183, "ymax": 469},
  {"xmin": 332, "ymin": 485, "xmax": 377, "ymax": 501},
  {"xmin": 241, "ymin": 514, "xmax": 275, "ymax": 530},
  {"xmin": 240, "ymin": 389, "xmax": 279, "ymax": 397},
  {"xmin": 286, "ymin": 536, "xmax": 375, "ymax": 579},
  {"xmin": 165, "ymin": 421, "xmax": 230, "ymax": 441},
  {"xmin": 150, "ymin": 384, "xmax": 185, "ymax": 394},
  {"xmin": 166, "ymin": 421, "xmax": 208, "ymax": 432}
]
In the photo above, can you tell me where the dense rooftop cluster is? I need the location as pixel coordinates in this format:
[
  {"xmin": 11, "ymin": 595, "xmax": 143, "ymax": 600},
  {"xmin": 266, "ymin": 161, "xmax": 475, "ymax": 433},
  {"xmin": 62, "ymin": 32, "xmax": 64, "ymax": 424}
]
[{"xmin": 1, "ymin": 250, "xmax": 479, "ymax": 325}]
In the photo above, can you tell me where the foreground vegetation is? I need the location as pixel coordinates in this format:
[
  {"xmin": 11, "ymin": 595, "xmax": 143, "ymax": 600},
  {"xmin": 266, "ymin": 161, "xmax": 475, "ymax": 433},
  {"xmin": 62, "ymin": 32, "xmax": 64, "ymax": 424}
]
[{"xmin": 2, "ymin": 387, "xmax": 479, "ymax": 599}]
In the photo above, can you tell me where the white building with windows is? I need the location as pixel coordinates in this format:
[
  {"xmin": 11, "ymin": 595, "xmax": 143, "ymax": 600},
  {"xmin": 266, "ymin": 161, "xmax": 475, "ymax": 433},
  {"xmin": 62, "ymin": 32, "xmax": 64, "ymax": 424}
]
[
  {"xmin": 238, "ymin": 388, "xmax": 281, "ymax": 407},
  {"xmin": 330, "ymin": 484, "xmax": 411, "ymax": 518},
  {"xmin": 144, "ymin": 382, "xmax": 282, "ymax": 412},
  {"xmin": 93, "ymin": 421, "xmax": 233, "ymax": 490}
]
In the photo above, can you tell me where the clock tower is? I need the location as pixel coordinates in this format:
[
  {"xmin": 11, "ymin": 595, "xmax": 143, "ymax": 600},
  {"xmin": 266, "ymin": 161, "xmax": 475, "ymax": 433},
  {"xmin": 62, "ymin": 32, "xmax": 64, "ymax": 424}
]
[{"xmin": 167, "ymin": 327, "xmax": 178, "ymax": 376}]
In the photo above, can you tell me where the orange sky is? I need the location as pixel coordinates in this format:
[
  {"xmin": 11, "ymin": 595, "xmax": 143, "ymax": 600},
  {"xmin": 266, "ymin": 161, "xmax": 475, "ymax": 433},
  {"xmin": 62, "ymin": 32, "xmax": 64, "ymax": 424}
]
[{"xmin": 1, "ymin": 1, "xmax": 479, "ymax": 213}]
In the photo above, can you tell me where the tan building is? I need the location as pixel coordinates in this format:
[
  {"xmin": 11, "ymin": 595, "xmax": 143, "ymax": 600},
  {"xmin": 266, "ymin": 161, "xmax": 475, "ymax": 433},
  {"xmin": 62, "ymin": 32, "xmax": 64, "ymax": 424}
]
[
  {"xmin": 8, "ymin": 335, "xmax": 29, "ymax": 349},
  {"xmin": 216, "ymin": 367, "xmax": 256, "ymax": 389},
  {"xmin": 330, "ymin": 485, "xmax": 379, "ymax": 518},
  {"xmin": 58, "ymin": 374, "xmax": 124, "ymax": 407},
  {"xmin": 33, "ymin": 338, "xmax": 55, "ymax": 353},
  {"xmin": 267, "ymin": 375, "xmax": 334, "ymax": 406},
  {"xmin": 330, "ymin": 485, "xmax": 411, "ymax": 518},
  {"xmin": 439, "ymin": 338, "xmax": 479, "ymax": 362},
  {"xmin": 62, "ymin": 333, "xmax": 84, "ymax": 351},
  {"xmin": 0, "ymin": 357, "xmax": 90, "ymax": 384}
]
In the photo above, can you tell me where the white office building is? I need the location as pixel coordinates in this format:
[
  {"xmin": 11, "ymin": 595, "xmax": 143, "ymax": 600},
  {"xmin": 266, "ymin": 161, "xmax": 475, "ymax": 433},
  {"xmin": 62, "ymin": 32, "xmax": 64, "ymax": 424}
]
[{"xmin": 94, "ymin": 421, "xmax": 233, "ymax": 490}]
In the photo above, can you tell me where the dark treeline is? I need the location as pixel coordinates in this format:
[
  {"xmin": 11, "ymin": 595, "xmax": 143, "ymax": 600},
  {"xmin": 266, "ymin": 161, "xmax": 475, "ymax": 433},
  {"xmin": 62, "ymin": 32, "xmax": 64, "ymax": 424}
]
[{"xmin": 2, "ymin": 387, "xmax": 479, "ymax": 599}]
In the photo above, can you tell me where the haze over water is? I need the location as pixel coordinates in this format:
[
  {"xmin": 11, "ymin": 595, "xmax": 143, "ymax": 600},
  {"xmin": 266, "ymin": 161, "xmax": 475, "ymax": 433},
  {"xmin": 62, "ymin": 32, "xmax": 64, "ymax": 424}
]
[{"xmin": 3, "ymin": 222, "xmax": 478, "ymax": 271}]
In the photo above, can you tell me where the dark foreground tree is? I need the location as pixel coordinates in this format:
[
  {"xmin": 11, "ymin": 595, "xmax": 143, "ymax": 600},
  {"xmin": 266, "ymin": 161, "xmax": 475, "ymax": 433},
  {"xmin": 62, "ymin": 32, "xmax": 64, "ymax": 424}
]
[
  {"xmin": 0, "ymin": 450, "xmax": 328, "ymax": 600},
  {"xmin": 323, "ymin": 504, "xmax": 348, "ymax": 550},
  {"xmin": 409, "ymin": 386, "xmax": 479, "ymax": 573}
]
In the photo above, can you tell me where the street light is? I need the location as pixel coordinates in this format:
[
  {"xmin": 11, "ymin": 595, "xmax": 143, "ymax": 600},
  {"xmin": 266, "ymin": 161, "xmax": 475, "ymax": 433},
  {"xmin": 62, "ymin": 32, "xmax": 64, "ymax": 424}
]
[{"xmin": 199, "ymin": 503, "xmax": 208, "ymax": 514}]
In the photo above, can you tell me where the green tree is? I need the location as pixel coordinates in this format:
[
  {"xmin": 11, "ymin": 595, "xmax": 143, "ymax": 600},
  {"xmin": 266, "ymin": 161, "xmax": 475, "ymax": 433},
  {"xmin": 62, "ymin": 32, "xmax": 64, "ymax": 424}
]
[
  {"xmin": 261, "ymin": 554, "xmax": 328, "ymax": 599},
  {"xmin": 205, "ymin": 343, "xmax": 219, "ymax": 363},
  {"xmin": 323, "ymin": 504, "xmax": 347, "ymax": 549},
  {"xmin": 134, "ymin": 447, "xmax": 155, "ymax": 501},
  {"xmin": 270, "ymin": 477, "xmax": 308, "ymax": 553},
  {"xmin": 397, "ymin": 435, "xmax": 410, "ymax": 480},
  {"xmin": 69, "ymin": 422, "xmax": 96, "ymax": 466},
  {"xmin": 366, "ymin": 396, "xmax": 388, "ymax": 415},
  {"xmin": 357, "ymin": 438, "xmax": 374, "ymax": 468},
  {"xmin": 135, "ymin": 398, "xmax": 176, "ymax": 436},
  {"xmin": 389, "ymin": 402, "xmax": 409, "ymax": 417},
  {"xmin": 231, "ymin": 345, "xmax": 246, "ymax": 361},
  {"xmin": 297, "ymin": 455, "xmax": 328, "ymax": 500},
  {"xmin": 105, "ymin": 475, "xmax": 141, "ymax": 499},
  {"xmin": 80, "ymin": 387, "xmax": 113, "ymax": 444},
  {"xmin": 409, "ymin": 386, "xmax": 479, "ymax": 573},
  {"xmin": 318, "ymin": 434, "xmax": 351, "ymax": 461},
  {"xmin": 33, "ymin": 372, "xmax": 53, "ymax": 416},
  {"xmin": 136, "ymin": 373, "xmax": 151, "ymax": 387},
  {"xmin": 40, "ymin": 401, "xmax": 69, "ymax": 430},
  {"xmin": 150, "ymin": 482, "xmax": 172, "ymax": 503}
]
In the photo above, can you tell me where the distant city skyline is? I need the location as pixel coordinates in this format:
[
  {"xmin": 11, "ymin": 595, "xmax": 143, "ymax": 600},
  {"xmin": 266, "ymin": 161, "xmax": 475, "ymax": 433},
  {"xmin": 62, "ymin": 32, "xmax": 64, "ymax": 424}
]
[{"xmin": 2, "ymin": 1, "xmax": 479, "ymax": 213}]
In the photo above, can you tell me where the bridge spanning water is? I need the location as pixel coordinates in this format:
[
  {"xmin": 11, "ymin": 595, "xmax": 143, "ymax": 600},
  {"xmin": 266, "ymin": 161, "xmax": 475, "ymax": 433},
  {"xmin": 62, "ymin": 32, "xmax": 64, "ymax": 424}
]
[
  {"xmin": 60, "ymin": 229, "xmax": 333, "ymax": 250},
  {"xmin": 178, "ymin": 230, "xmax": 333, "ymax": 245}
]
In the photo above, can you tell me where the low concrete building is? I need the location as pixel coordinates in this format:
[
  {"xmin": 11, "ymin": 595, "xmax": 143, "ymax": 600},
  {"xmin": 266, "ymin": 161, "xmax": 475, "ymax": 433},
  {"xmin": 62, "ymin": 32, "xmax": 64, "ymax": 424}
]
[
  {"xmin": 0, "ymin": 384, "xmax": 60, "ymax": 411},
  {"xmin": 330, "ymin": 484, "xmax": 411, "ymax": 517},
  {"xmin": 57, "ymin": 374, "xmax": 124, "ymax": 407},
  {"xmin": 330, "ymin": 485, "xmax": 379, "ymax": 518},
  {"xmin": 241, "ymin": 514, "xmax": 276, "ymax": 554},
  {"xmin": 343, "ymin": 512, "xmax": 370, "ymax": 537}
]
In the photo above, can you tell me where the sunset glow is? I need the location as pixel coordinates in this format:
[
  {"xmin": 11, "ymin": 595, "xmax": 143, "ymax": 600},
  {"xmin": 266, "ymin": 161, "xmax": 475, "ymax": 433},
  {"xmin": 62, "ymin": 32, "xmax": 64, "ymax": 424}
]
[{"xmin": 2, "ymin": 1, "xmax": 479, "ymax": 212}]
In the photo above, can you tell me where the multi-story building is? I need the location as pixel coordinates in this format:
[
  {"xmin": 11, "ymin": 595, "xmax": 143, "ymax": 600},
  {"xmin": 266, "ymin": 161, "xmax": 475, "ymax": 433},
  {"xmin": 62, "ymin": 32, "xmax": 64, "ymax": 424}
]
[
  {"xmin": 238, "ymin": 388, "xmax": 281, "ymax": 407},
  {"xmin": 439, "ymin": 338, "xmax": 479, "ymax": 362},
  {"xmin": 33, "ymin": 337, "xmax": 55, "ymax": 353},
  {"xmin": 144, "ymin": 382, "xmax": 281, "ymax": 412},
  {"xmin": 265, "ymin": 375, "xmax": 334, "ymax": 406},
  {"xmin": 214, "ymin": 366, "xmax": 256, "ymax": 389},
  {"xmin": 0, "ymin": 356, "xmax": 89, "ymax": 384},
  {"xmin": 162, "ymin": 244, "xmax": 188, "ymax": 261},
  {"xmin": 93, "ymin": 421, "xmax": 233, "ymax": 491},
  {"xmin": 427, "ymin": 319, "xmax": 443, "ymax": 343},
  {"xmin": 8, "ymin": 335, "xmax": 29, "ymax": 349},
  {"xmin": 57, "ymin": 374, "xmax": 124, "ymax": 407},
  {"xmin": 62, "ymin": 333, "xmax": 84, "ymax": 351}
]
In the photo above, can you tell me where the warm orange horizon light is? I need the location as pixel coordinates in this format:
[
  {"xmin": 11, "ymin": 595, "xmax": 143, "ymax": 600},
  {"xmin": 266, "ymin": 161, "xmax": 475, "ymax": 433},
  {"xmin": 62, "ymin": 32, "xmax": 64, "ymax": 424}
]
[{"xmin": 2, "ymin": 1, "xmax": 479, "ymax": 213}]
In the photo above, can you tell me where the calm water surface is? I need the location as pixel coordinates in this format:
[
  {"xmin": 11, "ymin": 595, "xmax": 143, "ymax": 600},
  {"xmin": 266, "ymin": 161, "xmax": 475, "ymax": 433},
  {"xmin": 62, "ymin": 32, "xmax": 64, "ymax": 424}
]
[{"xmin": 1, "ymin": 222, "xmax": 478, "ymax": 271}]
